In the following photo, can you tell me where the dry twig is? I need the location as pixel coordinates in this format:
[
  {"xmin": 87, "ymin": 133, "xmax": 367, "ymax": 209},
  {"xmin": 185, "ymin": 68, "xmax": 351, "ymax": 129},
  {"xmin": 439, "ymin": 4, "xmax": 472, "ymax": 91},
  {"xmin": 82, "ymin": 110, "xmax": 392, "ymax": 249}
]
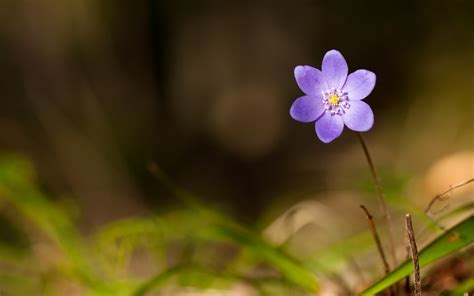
[
  {"xmin": 424, "ymin": 178, "xmax": 474, "ymax": 232},
  {"xmin": 360, "ymin": 205, "xmax": 391, "ymax": 273},
  {"xmin": 405, "ymin": 214, "xmax": 421, "ymax": 296},
  {"xmin": 425, "ymin": 178, "xmax": 474, "ymax": 216}
]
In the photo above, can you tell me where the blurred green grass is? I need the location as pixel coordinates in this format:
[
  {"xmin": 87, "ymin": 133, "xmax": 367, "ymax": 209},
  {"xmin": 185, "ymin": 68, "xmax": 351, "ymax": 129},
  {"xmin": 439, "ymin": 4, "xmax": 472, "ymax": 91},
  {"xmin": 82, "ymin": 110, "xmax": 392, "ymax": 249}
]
[
  {"xmin": 0, "ymin": 154, "xmax": 472, "ymax": 295},
  {"xmin": 0, "ymin": 154, "xmax": 319, "ymax": 295}
]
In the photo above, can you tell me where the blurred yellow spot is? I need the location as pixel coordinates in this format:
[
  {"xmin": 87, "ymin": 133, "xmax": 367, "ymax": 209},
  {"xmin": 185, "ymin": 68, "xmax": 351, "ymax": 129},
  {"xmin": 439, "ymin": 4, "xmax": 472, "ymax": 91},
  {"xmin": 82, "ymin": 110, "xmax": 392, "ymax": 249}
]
[{"xmin": 329, "ymin": 94, "xmax": 340, "ymax": 106}]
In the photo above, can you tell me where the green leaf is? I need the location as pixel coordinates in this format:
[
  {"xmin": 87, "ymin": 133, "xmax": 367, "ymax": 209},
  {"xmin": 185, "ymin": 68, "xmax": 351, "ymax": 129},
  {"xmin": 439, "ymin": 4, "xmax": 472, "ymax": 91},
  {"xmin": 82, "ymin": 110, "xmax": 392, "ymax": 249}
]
[{"xmin": 360, "ymin": 215, "xmax": 474, "ymax": 295}]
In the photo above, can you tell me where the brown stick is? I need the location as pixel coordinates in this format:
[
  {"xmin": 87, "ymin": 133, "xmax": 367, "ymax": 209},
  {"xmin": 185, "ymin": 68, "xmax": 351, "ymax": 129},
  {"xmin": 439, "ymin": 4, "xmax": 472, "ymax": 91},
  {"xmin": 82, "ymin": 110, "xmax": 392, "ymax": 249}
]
[
  {"xmin": 404, "ymin": 234, "xmax": 411, "ymax": 295},
  {"xmin": 357, "ymin": 133, "xmax": 398, "ymax": 267},
  {"xmin": 360, "ymin": 205, "xmax": 391, "ymax": 275},
  {"xmin": 405, "ymin": 214, "xmax": 421, "ymax": 296}
]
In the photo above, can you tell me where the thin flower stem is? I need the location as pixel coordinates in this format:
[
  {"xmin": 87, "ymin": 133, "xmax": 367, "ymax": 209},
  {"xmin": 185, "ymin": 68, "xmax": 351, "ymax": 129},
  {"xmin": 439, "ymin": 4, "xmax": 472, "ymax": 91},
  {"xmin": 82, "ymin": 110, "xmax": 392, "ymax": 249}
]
[
  {"xmin": 405, "ymin": 214, "xmax": 422, "ymax": 296},
  {"xmin": 356, "ymin": 133, "xmax": 397, "ymax": 267}
]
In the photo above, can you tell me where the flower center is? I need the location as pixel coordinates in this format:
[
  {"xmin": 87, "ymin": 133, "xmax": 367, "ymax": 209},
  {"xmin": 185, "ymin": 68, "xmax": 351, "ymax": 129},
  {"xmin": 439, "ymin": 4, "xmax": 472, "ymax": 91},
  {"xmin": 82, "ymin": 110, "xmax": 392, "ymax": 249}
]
[
  {"xmin": 322, "ymin": 88, "xmax": 350, "ymax": 116},
  {"xmin": 328, "ymin": 94, "xmax": 340, "ymax": 106}
]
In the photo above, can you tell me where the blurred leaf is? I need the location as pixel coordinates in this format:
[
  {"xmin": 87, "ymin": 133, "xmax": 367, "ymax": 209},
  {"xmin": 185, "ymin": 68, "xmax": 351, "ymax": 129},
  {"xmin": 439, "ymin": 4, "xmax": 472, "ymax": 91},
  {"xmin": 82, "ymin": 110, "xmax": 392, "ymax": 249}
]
[
  {"xmin": 124, "ymin": 211, "xmax": 319, "ymax": 294},
  {"xmin": 304, "ymin": 230, "xmax": 374, "ymax": 273},
  {"xmin": 0, "ymin": 273, "xmax": 39, "ymax": 295},
  {"xmin": 132, "ymin": 264, "xmax": 245, "ymax": 296},
  {"xmin": 93, "ymin": 216, "xmax": 162, "ymax": 275},
  {"xmin": 209, "ymin": 225, "xmax": 318, "ymax": 292},
  {"xmin": 361, "ymin": 215, "xmax": 474, "ymax": 295},
  {"xmin": 0, "ymin": 154, "xmax": 120, "ymax": 294},
  {"xmin": 149, "ymin": 165, "xmax": 319, "ymax": 290},
  {"xmin": 0, "ymin": 214, "xmax": 29, "ymax": 249},
  {"xmin": 449, "ymin": 278, "xmax": 474, "ymax": 296}
]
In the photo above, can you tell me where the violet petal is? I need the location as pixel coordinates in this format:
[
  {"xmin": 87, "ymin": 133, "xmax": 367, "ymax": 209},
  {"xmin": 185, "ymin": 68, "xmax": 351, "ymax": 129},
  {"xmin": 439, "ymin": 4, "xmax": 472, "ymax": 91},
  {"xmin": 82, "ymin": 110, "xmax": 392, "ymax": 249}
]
[
  {"xmin": 343, "ymin": 70, "xmax": 376, "ymax": 101},
  {"xmin": 290, "ymin": 95, "xmax": 325, "ymax": 123},
  {"xmin": 294, "ymin": 65, "xmax": 325, "ymax": 95},
  {"xmin": 342, "ymin": 101, "xmax": 374, "ymax": 132},
  {"xmin": 315, "ymin": 112, "xmax": 344, "ymax": 143},
  {"xmin": 321, "ymin": 50, "xmax": 348, "ymax": 90}
]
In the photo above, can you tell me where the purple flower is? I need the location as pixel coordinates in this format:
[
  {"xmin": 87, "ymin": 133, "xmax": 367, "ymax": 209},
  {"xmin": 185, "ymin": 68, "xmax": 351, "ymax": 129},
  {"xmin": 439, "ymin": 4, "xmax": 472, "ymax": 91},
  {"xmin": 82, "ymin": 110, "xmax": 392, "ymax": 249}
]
[{"xmin": 290, "ymin": 50, "xmax": 376, "ymax": 143}]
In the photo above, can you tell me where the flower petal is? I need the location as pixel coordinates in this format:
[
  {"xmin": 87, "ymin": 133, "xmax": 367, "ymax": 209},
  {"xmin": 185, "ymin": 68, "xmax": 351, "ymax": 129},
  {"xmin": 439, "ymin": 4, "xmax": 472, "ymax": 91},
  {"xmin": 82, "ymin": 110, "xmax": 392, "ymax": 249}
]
[
  {"xmin": 294, "ymin": 65, "xmax": 325, "ymax": 95},
  {"xmin": 290, "ymin": 95, "xmax": 325, "ymax": 123},
  {"xmin": 315, "ymin": 112, "xmax": 344, "ymax": 143},
  {"xmin": 343, "ymin": 70, "xmax": 376, "ymax": 101},
  {"xmin": 321, "ymin": 50, "xmax": 348, "ymax": 90},
  {"xmin": 342, "ymin": 101, "xmax": 374, "ymax": 132}
]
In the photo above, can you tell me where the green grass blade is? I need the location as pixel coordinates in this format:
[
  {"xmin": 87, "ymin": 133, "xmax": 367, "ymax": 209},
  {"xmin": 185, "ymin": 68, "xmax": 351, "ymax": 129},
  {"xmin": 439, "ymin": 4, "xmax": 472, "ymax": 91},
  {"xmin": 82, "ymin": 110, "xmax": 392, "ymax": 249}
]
[{"xmin": 360, "ymin": 215, "xmax": 474, "ymax": 295}]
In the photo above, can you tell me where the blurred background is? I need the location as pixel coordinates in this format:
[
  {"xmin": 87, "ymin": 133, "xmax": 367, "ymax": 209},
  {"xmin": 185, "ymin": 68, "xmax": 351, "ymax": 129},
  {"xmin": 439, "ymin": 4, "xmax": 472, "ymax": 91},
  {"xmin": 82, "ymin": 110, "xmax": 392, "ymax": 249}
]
[{"xmin": 0, "ymin": 0, "xmax": 472, "ymax": 295}]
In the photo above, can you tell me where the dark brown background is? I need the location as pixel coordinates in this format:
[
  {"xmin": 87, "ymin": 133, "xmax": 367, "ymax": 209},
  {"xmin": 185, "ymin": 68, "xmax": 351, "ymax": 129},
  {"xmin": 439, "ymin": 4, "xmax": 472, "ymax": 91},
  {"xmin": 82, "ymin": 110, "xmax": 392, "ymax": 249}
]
[{"xmin": 0, "ymin": 0, "xmax": 472, "ymax": 230}]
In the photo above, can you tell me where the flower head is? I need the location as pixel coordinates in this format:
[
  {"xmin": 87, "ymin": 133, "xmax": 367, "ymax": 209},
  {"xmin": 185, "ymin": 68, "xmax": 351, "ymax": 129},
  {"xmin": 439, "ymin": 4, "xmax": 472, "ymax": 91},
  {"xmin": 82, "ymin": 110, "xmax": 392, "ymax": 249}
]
[{"xmin": 290, "ymin": 50, "xmax": 376, "ymax": 143}]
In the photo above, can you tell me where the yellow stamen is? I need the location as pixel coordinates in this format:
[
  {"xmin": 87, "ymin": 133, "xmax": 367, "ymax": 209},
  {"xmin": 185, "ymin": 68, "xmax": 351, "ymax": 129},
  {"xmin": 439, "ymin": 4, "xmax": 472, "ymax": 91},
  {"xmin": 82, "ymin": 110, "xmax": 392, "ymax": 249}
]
[{"xmin": 329, "ymin": 94, "xmax": 340, "ymax": 106}]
